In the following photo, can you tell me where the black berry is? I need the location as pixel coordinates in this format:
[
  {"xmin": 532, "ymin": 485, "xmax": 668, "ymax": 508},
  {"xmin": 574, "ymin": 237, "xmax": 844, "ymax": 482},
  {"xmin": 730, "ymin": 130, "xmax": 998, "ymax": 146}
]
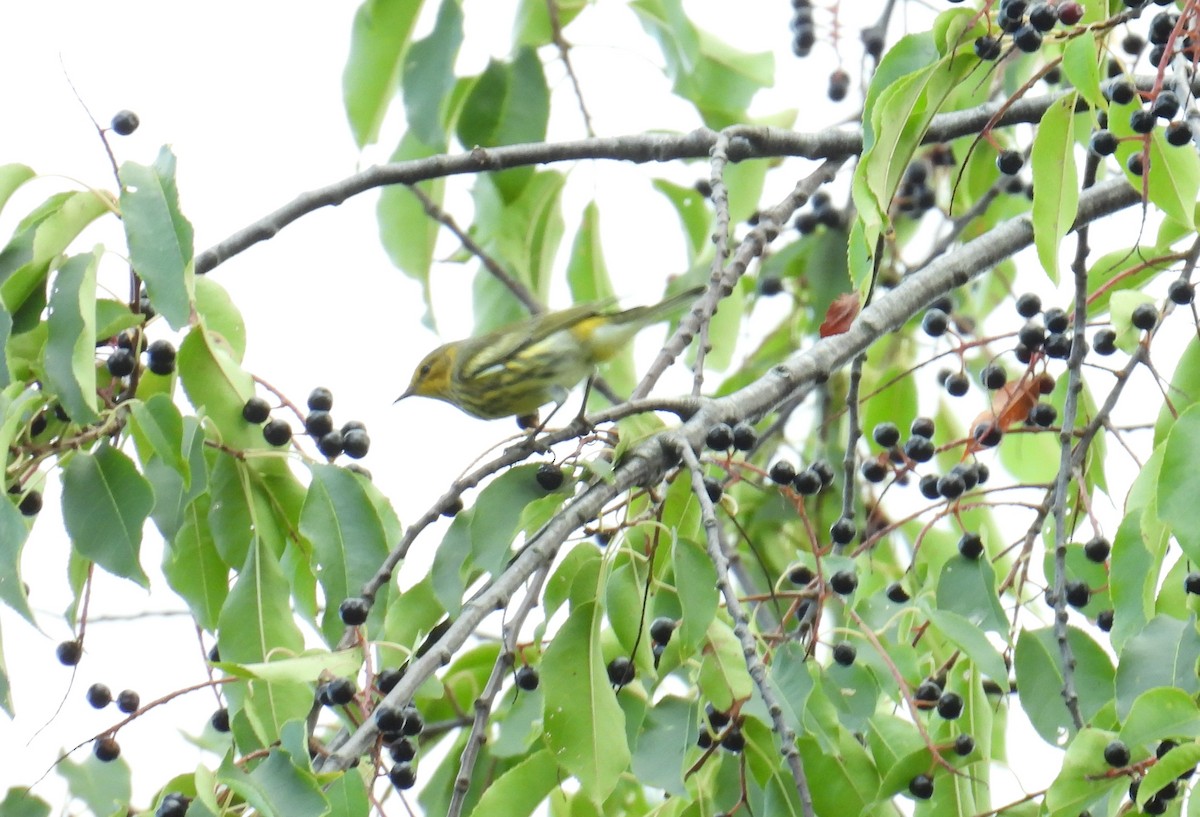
[
  {"xmin": 339, "ymin": 596, "xmax": 371, "ymax": 626},
  {"xmin": 322, "ymin": 677, "xmax": 356, "ymax": 706},
  {"xmin": 873, "ymin": 422, "xmax": 900, "ymax": 447},
  {"xmin": 388, "ymin": 737, "xmax": 417, "ymax": 762},
  {"xmin": 955, "ymin": 734, "xmax": 975, "ymax": 755},
  {"xmin": 1090, "ymin": 130, "xmax": 1118, "ymax": 156},
  {"xmin": 830, "ymin": 517, "xmax": 856, "ymax": 545},
  {"xmin": 703, "ymin": 477, "xmax": 723, "ymax": 503},
  {"xmin": 94, "ymin": 737, "xmax": 121, "ymax": 761},
  {"xmin": 607, "ymin": 656, "xmax": 635, "ymax": 686},
  {"xmin": 830, "ymin": 569, "xmax": 858, "ymax": 595},
  {"xmin": 1013, "ymin": 25, "xmax": 1043, "ymax": 52},
  {"xmin": 958, "ymin": 532, "xmax": 984, "ymax": 559},
  {"xmin": 342, "ymin": 429, "xmax": 370, "ymax": 459},
  {"xmin": 1106, "ymin": 80, "xmax": 1136, "ymax": 106},
  {"xmin": 732, "ymin": 422, "xmax": 758, "ymax": 451},
  {"xmin": 1131, "ymin": 303, "xmax": 1158, "ymax": 331},
  {"xmin": 706, "ymin": 423, "xmax": 733, "ymax": 450},
  {"xmin": 111, "ymin": 110, "xmax": 140, "ymax": 135},
  {"xmin": 945, "ymin": 372, "xmax": 969, "ymax": 396},
  {"xmin": 1065, "ymin": 580, "xmax": 1091, "ymax": 608},
  {"xmin": 1167, "ymin": 121, "xmax": 1193, "ymax": 146},
  {"xmin": 769, "ymin": 461, "xmax": 797, "ymax": 484},
  {"xmin": 650, "ymin": 616, "xmax": 675, "ymax": 645},
  {"xmin": 107, "ymin": 348, "xmax": 137, "ymax": 377},
  {"xmin": 1084, "ymin": 537, "xmax": 1111, "ymax": 563},
  {"xmin": 937, "ymin": 691, "xmax": 964, "ymax": 719},
  {"xmin": 116, "ymin": 689, "xmax": 140, "ymax": 713},
  {"xmin": 146, "ymin": 340, "xmax": 177, "ymax": 375},
  {"xmin": 832, "ymin": 642, "xmax": 857, "ymax": 666},
  {"xmin": 887, "ymin": 582, "xmax": 910, "ymax": 603},
  {"xmin": 1104, "ymin": 739, "xmax": 1131, "ymax": 767},
  {"xmin": 17, "ymin": 489, "xmax": 42, "ymax": 517},
  {"xmin": 57, "ymin": 639, "xmax": 83, "ymax": 666},
  {"xmin": 536, "ymin": 463, "xmax": 564, "ymax": 491},
  {"xmin": 211, "ymin": 707, "xmax": 231, "ymax": 732},
  {"xmin": 974, "ymin": 35, "xmax": 1002, "ymax": 60},
  {"xmin": 909, "ymin": 774, "xmax": 934, "ymax": 799},
  {"xmin": 997, "ymin": 150, "xmax": 1024, "ymax": 175},
  {"xmin": 922, "ymin": 309, "xmax": 949, "ymax": 337},
  {"xmin": 1093, "ymin": 328, "xmax": 1118, "ymax": 355},
  {"xmin": 317, "ymin": 431, "xmax": 344, "ymax": 459},
  {"xmin": 389, "ymin": 762, "xmax": 416, "ymax": 790},
  {"xmin": 1185, "ymin": 572, "xmax": 1200, "ymax": 595},
  {"xmin": 86, "ymin": 683, "xmax": 112, "ymax": 708},
  {"xmin": 910, "ymin": 417, "xmax": 935, "ymax": 439},
  {"xmin": 1029, "ymin": 402, "xmax": 1057, "ymax": 427},
  {"xmin": 307, "ymin": 387, "xmax": 334, "ymax": 411},
  {"xmin": 263, "ymin": 419, "xmax": 292, "ymax": 446},
  {"xmin": 515, "ymin": 665, "xmax": 540, "ymax": 691},
  {"xmin": 792, "ymin": 469, "xmax": 822, "ymax": 495},
  {"xmin": 1168, "ymin": 279, "xmax": 1195, "ymax": 305},
  {"xmin": 242, "ymin": 396, "xmax": 271, "ymax": 423}
]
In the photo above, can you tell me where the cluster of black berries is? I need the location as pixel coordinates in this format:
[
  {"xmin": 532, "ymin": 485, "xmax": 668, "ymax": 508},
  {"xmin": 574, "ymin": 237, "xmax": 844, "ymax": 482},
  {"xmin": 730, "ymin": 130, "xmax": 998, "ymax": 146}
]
[
  {"xmin": 918, "ymin": 460, "xmax": 990, "ymax": 502},
  {"xmin": 106, "ymin": 332, "xmax": 177, "ymax": 380},
  {"xmin": 244, "ymin": 387, "xmax": 370, "ymax": 462},
  {"xmin": 895, "ymin": 159, "xmax": 937, "ymax": 218},
  {"xmin": 1104, "ymin": 738, "xmax": 1195, "ymax": 815},
  {"xmin": 86, "ymin": 682, "xmax": 140, "ymax": 713},
  {"xmin": 794, "ymin": 191, "xmax": 844, "ymax": 234},
  {"xmin": 974, "ymin": 1, "xmax": 1083, "ymax": 62},
  {"xmin": 375, "ymin": 700, "xmax": 425, "ymax": 790},
  {"xmin": 8, "ymin": 481, "xmax": 42, "ymax": 516},
  {"xmin": 767, "ymin": 456, "xmax": 836, "ymax": 497},
  {"xmin": 697, "ymin": 702, "xmax": 745, "ymax": 753},
  {"xmin": 790, "ymin": 0, "xmax": 815, "ymax": 58},
  {"xmin": 1011, "ymin": 291, "xmax": 1081, "ymax": 365}
]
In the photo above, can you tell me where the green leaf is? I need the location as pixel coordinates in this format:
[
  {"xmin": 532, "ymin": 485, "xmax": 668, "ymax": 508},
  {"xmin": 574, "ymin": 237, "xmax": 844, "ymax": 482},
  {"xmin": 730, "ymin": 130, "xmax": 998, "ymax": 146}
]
[
  {"xmin": 1112, "ymin": 98, "xmax": 1200, "ymax": 228},
  {"xmin": 1157, "ymin": 403, "xmax": 1200, "ymax": 562},
  {"xmin": 1120, "ymin": 687, "xmax": 1200, "ymax": 750},
  {"xmin": 795, "ymin": 733, "xmax": 879, "ymax": 817},
  {"xmin": 652, "ymin": 180, "xmax": 709, "ymax": 265},
  {"xmin": 1014, "ymin": 626, "xmax": 1115, "ymax": 744},
  {"xmin": 45, "ymin": 250, "xmax": 100, "ymax": 424},
  {"xmin": 322, "ymin": 771, "xmax": 369, "ymax": 817},
  {"xmin": 671, "ymin": 536, "xmax": 717, "ymax": 653},
  {"xmin": 923, "ymin": 606, "xmax": 1009, "ymax": 682},
  {"xmin": 177, "ymin": 324, "xmax": 258, "ymax": 449},
  {"xmin": 853, "ymin": 46, "xmax": 976, "ymax": 247},
  {"xmin": 217, "ymin": 542, "xmax": 312, "ymax": 745},
  {"xmin": 542, "ymin": 601, "xmax": 630, "ymax": 801},
  {"xmin": 300, "ymin": 463, "xmax": 393, "ymax": 642},
  {"xmin": 342, "ymin": 0, "xmax": 425, "ymax": 148},
  {"xmin": 119, "ymin": 146, "xmax": 194, "ymax": 329},
  {"xmin": 514, "ymin": 0, "xmax": 585, "ymax": 46},
  {"xmin": 1137, "ymin": 740, "xmax": 1200, "ymax": 807},
  {"xmin": 1045, "ymin": 728, "xmax": 1122, "ymax": 817},
  {"xmin": 163, "ymin": 497, "xmax": 227, "ymax": 631},
  {"xmin": 469, "ymin": 171, "xmax": 565, "ymax": 327},
  {"xmin": 130, "ymin": 394, "xmax": 187, "ymax": 478},
  {"xmin": 1061, "ymin": 34, "xmax": 1105, "ymax": 110},
  {"xmin": 630, "ymin": 696, "xmax": 692, "ymax": 796},
  {"xmin": 1030, "ymin": 93, "xmax": 1080, "ymax": 283},
  {"xmin": 698, "ymin": 618, "xmax": 753, "ymax": 711},
  {"xmin": 0, "ymin": 165, "xmax": 35, "ymax": 220},
  {"xmin": 217, "ymin": 749, "xmax": 329, "ymax": 817},
  {"xmin": 630, "ymin": 0, "xmax": 772, "ymax": 127},
  {"xmin": 62, "ymin": 443, "xmax": 154, "ymax": 585},
  {"xmin": 0, "ymin": 189, "xmax": 112, "ymax": 314},
  {"xmin": 57, "ymin": 753, "xmax": 131, "ymax": 817},
  {"xmin": 456, "ymin": 48, "xmax": 549, "ymax": 201},
  {"xmin": 935, "ymin": 555, "xmax": 1008, "ymax": 632},
  {"xmin": 195, "ymin": 276, "xmax": 246, "ymax": 362},
  {"xmin": 1115, "ymin": 614, "xmax": 1200, "ymax": 718},
  {"xmin": 377, "ymin": 133, "xmax": 444, "ymax": 325},
  {"xmin": 0, "ymin": 501, "xmax": 33, "ymax": 623},
  {"xmin": 0, "ymin": 787, "xmax": 50, "ymax": 817},
  {"xmin": 568, "ymin": 204, "xmax": 631, "ymax": 395},
  {"xmin": 221, "ymin": 649, "xmax": 362, "ymax": 683},
  {"xmin": 1108, "ymin": 509, "xmax": 1159, "ymax": 652},
  {"xmin": 402, "ymin": 0, "xmax": 463, "ymax": 146},
  {"xmin": 469, "ymin": 748, "xmax": 559, "ymax": 816}
]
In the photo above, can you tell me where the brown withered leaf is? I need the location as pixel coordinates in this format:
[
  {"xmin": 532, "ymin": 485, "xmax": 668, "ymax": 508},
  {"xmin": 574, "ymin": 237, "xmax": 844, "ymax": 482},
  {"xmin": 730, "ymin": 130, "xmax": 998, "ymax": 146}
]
[{"xmin": 820, "ymin": 293, "xmax": 860, "ymax": 337}]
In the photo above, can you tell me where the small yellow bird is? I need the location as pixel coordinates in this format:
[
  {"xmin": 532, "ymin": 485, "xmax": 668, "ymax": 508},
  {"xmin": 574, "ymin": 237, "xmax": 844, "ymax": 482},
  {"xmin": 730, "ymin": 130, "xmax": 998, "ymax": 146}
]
[{"xmin": 397, "ymin": 286, "xmax": 703, "ymax": 420}]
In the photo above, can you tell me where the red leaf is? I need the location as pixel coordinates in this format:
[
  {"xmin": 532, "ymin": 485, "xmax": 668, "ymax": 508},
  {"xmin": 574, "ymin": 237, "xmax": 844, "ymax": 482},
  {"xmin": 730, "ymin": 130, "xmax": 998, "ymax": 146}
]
[{"xmin": 820, "ymin": 293, "xmax": 860, "ymax": 337}]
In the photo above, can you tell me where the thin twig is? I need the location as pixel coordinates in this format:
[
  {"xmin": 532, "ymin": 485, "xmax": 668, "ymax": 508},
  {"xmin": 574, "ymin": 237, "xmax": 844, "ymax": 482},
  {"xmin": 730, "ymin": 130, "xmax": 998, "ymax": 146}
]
[{"xmin": 679, "ymin": 443, "xmax": 815, "ymax": 817}]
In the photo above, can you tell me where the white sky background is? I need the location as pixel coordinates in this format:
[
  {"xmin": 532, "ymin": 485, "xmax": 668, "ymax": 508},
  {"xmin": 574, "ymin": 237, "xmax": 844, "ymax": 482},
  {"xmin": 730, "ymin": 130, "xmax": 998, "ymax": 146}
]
[{"xmin": 0, "ymin": 0, "xmax": 1154, "ymax": 811}]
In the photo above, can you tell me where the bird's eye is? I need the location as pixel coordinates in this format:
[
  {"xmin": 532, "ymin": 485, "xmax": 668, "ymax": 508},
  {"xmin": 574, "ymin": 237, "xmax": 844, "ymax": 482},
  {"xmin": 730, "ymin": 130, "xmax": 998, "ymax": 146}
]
[{"xmin": 419, "ymin": 363, "xmax": 432, "ymax": 377}]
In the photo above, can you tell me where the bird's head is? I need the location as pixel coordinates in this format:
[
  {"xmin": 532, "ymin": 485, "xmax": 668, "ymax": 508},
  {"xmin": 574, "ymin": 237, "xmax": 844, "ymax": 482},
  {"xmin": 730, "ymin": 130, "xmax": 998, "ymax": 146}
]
[{"xmin": 396, "ymin": 343, "xmax": 457, "ymax": 404}]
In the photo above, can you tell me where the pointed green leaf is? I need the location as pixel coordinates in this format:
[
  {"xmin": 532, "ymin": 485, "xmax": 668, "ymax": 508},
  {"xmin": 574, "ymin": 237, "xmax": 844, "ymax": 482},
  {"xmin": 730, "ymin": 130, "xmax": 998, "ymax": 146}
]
[
  {"xmin": 1115, "ymin": 614, "xmax": 1200, "ymax": 718},
  {"xmin": 62, "ymin": 443, "xmax": 153, "ymax": 585},
  {"xmin": 119, "ymin": 147, "xmax": 194, "ymax": 329},
  {"xmin": 217, "ymin": 750, "xmax": 329, "ymax": 817},
  {"xmin": 45, "ymin": 250, "xmax": 100, "ymax": 424},
  {"xmin": 469, "ymin": 748, "xmax": 559, "ymax": 816},
  {"xmin": 163, "ymin": 497, "xmax": 227, "ymax": 631},
  {"xmin": 342, "ymin": 0, "xmax": 425, "ymax": 148},
  {"xmin": 195, "ymin": 276, "xmax": 246, "ymax": 362},
  {"xmin": 402, "ymin": 0, "xmax": 463, "ymax": 146},
  {"xmin": 0, "ymin": 501, "xmax": 33, "ymax": 622},
  {"xmin": 0, "ymin": 787, "xmax": 50, "ymax": 817},
  {"xmin": 300, "ymin": 463, "xmax": 393, "ymax": 642},
  {"xmin": 57, "ymin": 753, "xmax": 131, "ymax": 817},
  {"xmin": 1031, "ymin": 94, "xmax": 1080, "ymax": 282},
  {"xmin": 542, "ymin": 601, "xmax": 629, "ymax": 800}
]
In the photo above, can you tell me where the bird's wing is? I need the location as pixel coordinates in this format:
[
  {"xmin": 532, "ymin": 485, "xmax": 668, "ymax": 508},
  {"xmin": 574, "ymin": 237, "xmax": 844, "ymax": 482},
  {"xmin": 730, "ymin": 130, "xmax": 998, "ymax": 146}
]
[{"xmin": 458, "ymin": 303, "xmax": 605, "ymax": 379}]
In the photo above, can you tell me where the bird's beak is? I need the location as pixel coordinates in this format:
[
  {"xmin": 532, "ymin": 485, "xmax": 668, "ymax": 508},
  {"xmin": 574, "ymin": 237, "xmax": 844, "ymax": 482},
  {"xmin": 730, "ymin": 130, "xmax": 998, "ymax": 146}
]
[{"xmin": 394, "ymin": 388, "xmax": 413, "ymax": 405}]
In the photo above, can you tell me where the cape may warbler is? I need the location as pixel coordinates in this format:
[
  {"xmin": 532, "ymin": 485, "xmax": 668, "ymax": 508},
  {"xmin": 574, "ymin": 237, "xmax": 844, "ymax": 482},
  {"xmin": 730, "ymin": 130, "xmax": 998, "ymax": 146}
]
[{"xmin": 397, "ymin": 286, "xmax": 703, "ymax": 420}]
